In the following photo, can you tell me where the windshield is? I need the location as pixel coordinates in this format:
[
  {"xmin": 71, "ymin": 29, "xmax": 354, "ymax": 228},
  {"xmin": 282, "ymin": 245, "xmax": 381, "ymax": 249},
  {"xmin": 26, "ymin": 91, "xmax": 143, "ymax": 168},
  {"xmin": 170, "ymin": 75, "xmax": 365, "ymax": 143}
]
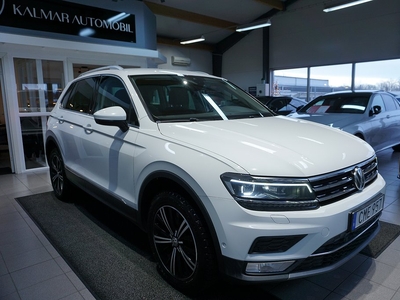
[
  {"xmin": 299, "ymin": 95, "xmax": 370, "ymax": 114},
  {"xmin": 129, "ymin": 74, "xmax": 273, "ymax": 122}
]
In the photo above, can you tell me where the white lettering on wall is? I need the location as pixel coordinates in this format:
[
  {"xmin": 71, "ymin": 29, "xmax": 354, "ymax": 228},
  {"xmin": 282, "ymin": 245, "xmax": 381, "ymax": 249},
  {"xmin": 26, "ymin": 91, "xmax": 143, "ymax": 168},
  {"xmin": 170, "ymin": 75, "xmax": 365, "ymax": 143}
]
[{"xmin": 12, "ymin": 4, "xmax": 133, "ymax": 33}]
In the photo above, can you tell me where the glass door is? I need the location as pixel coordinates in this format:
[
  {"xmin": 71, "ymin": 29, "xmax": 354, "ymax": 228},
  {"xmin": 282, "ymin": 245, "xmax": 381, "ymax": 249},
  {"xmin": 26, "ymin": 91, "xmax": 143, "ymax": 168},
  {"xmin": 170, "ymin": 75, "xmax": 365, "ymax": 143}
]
[
  {"xmin": 14, "ymin": 58, "xmax": 65, "ymax": 170},
  {"xmin": 0, "ymin": 60, "xmax": 12, "ymax": 174}
]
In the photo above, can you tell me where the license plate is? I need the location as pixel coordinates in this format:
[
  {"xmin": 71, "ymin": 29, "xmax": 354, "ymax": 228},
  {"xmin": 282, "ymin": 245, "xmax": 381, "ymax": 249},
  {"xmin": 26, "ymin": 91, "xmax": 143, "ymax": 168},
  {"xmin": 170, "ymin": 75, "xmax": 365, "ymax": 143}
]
[{"xmin": 350, "ymin": 196, "xmax": 384, "ymax": 231}]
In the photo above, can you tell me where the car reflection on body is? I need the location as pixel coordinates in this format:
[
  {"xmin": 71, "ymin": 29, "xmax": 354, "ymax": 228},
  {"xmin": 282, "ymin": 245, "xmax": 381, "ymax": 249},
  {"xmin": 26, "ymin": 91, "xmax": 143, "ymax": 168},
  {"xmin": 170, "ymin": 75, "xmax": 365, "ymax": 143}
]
[
  {"xmin": 256, "ymin": 96, "xmax": 307, "ymax": 115},
  {"xmin": 289, "ymin": 90, "xmax": 400, "ymax": 152}
]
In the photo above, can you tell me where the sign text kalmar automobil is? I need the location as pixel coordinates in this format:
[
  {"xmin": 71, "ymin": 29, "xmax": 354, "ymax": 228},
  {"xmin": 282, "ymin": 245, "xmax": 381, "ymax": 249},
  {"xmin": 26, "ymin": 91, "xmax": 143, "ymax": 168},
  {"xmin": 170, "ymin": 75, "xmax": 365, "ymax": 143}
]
[{"xmin": 0, "ymin": 0, "xmax": 136, "ymax": 43}]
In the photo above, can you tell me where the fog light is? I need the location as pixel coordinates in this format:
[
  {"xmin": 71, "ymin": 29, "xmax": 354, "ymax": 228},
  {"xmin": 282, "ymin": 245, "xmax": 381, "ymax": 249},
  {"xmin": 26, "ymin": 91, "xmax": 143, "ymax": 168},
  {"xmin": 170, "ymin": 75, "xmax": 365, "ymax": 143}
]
[{"xmin": 246, "ymin": 260, "xmax": 295, "ymax": 274}]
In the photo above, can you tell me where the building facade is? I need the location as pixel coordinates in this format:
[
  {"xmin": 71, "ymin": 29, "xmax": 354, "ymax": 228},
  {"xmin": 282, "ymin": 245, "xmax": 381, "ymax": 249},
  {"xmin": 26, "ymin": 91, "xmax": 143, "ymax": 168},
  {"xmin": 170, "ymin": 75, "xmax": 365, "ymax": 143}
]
[{"xmin": 0, "ymin": 0, "xmax": 165, "ymax": 173}]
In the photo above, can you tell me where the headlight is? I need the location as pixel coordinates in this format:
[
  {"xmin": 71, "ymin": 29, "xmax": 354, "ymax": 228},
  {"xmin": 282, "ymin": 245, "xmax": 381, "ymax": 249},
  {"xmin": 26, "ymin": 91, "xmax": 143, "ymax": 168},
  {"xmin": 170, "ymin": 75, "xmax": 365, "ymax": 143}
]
[{"xmin": 221, "ymin": 173, "xmax": 318, "ymax": 211}]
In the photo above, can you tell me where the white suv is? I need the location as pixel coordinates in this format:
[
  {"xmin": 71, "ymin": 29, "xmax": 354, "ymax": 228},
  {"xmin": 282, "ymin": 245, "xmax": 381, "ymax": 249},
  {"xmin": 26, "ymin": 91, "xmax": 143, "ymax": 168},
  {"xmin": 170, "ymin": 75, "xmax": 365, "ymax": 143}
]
[{"xmin": 46, "ymin": 66, "xmax": 386, "ymax": 293}]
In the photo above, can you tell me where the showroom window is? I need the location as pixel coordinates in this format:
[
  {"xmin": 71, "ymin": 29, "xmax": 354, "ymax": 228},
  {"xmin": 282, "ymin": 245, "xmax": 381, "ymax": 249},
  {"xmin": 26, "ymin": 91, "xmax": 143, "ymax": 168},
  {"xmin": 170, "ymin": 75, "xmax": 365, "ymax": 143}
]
[
  {"xmin": 272, "ymin": 68, "xmax": 308, "ymax": 98},
  {"xmin": 355, "ymin": 59, "xmax": 400, "ymax": 92},
  {"xmin": 14, "ymin": 58, "xmax": 65, "ymax": 169},
  {"xmin": 309, "ymin": 64, "xmax": 352, "ymax": 100},
  {"xmin": 273, "ymin": 58, "xmax": 400, "ymax": 101}
]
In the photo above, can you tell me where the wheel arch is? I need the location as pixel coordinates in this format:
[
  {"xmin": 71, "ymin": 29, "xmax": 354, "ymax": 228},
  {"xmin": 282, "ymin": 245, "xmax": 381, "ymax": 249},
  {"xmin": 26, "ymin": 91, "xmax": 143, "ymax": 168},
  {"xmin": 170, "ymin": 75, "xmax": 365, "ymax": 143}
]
[
  {"xmin": 354, "ymin": 132, "xmax": 365, "ymax": 140},
  {"xmin": 45, "ymin": 135, "xmax": 61, "ymax": 162},
  {"xmin": 138, "ymin": 170, "xmax": 223, "ymax": 261}
]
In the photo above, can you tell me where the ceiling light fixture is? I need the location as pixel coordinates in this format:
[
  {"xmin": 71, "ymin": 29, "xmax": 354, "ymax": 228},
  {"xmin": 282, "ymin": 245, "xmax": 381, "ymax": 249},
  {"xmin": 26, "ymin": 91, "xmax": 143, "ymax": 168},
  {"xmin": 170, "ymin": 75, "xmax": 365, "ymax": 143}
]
[
  {"xmin": 236, "ymin": 19, "xmax": 271, "ymax": 32},
  {"xmin": 180, "ymin": 35, "xmax": 205, "ymax": 45},
  {"xmin": 323, "ymin": 0, "xmax": 373, "ymax": 12}
]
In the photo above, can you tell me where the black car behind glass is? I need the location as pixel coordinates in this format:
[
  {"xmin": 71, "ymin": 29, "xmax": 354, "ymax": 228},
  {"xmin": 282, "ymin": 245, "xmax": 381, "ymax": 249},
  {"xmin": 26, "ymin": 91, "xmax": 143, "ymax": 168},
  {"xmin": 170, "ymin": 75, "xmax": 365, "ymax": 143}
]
[{"xmin": 256, "ymin": 96, "xmax": 307, "ymax": 115}]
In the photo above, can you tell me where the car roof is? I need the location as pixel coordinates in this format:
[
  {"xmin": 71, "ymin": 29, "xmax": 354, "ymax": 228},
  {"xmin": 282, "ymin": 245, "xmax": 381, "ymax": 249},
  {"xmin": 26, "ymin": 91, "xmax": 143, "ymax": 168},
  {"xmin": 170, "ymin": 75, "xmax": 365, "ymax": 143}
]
[
  {"xmin": 77, "ymin": 65, "xmax": 218, "ymax": 79},
  {"xmin": 324, "ymin": 90, "xmax": 383, "ymax": 96}
]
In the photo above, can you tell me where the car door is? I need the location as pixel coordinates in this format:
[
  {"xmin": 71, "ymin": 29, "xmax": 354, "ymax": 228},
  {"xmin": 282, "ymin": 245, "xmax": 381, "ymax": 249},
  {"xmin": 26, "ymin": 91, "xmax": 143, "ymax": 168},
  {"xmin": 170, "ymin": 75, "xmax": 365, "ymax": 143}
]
[
  {"xmin": 380, "ymin": 93, "xmax": 400, "ymax": 149},
  {"xmin": 77, "ymin": 75, "xmax": 139, "ymax": 206},
  {"xmin": 57, "ymin": 76, "xmax": 96, "ymax": 174},
  {"xmin": 366, "ymin": 94, "xmax": 387, "ymax": 151}
]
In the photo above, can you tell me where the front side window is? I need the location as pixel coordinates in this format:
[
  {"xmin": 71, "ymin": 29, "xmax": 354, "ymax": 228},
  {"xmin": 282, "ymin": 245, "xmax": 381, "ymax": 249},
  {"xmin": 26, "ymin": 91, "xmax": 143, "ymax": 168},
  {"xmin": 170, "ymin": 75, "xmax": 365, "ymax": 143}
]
[
  {"xmin": 371, "ymin": 95, "xmax": 386, "ymax": 113},
  {"xmin": 95, "ymin": 76, "xmax": 138, "ymax": 125},
  {"xmin": 130, "ymin": 75, "xmax": 272, "ymax": 122}
]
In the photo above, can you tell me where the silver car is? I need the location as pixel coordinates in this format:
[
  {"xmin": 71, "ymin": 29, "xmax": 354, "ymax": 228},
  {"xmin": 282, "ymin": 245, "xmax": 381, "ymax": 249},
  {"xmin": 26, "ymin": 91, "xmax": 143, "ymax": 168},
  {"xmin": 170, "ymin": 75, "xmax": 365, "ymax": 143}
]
[{"xmin": 289, "ymin": 90, "xmax": 400, "ymax": 152}]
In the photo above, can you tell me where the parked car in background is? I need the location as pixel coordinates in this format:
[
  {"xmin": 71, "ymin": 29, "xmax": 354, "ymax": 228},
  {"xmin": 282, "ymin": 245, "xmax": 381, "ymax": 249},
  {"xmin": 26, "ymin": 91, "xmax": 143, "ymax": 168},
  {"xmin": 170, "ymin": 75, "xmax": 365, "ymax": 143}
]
[
  {"xmin": 256, "ymin": 96, "xmax": 307, "ymax": 115},
  {"xmin": 46, "ymin": 67, "xmax": 385, "ymax": 293},
  {"xmin": 289, "ymin": 90, "xmax": 400, "ymax": 152}
]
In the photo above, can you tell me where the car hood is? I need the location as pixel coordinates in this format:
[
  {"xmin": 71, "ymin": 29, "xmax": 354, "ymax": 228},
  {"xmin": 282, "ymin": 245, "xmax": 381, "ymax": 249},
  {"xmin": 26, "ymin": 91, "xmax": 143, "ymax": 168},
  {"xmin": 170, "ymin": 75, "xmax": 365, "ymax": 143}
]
[
  {"xmin": 289, "ymin": 112, "xmax": 365, "ymax": 128},
  {"xmin": 157, "ymin": 116, "xmax": 374, "ymax": 177}
]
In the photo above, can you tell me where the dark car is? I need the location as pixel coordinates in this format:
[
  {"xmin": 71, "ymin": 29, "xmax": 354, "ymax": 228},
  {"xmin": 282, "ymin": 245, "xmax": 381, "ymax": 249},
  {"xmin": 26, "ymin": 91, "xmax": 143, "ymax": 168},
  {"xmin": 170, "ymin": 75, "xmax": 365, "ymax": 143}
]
[{"xmin": 256, "ymin": 96, "xmax": 307, "ymax": 115}]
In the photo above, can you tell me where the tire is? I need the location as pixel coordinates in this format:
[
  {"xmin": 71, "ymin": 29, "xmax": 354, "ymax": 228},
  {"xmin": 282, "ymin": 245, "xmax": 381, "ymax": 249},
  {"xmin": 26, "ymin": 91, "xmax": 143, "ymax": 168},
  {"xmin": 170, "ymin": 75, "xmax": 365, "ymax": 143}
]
[
  {"xmin": 147, "ymin": 191, "xmax": 217, "ymax": 294},
  {"xmin": 48, "ymin": 148, "xmax": 71, "ymax": 200}
]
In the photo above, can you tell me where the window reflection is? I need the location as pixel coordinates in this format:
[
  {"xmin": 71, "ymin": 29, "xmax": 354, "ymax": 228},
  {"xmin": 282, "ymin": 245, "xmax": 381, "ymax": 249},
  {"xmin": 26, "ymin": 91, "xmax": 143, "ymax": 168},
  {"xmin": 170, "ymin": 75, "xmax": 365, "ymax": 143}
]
[
  {"xmin": 14, "ymin": 58, "xmax": 64, "ymax": 112},
  {"xmin": 43, "ymin": 60, "xmax": 64, "ymax": 112}
]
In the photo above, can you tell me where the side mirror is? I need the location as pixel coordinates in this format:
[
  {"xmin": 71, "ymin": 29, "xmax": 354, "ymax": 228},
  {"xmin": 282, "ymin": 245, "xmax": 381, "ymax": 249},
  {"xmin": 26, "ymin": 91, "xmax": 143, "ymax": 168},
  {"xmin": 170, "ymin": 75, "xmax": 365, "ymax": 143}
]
[
  {"xmin": 94, "ymin": 106, "xmax": 129, "ymax": 132},
  {"xmin": 370, "ymin": 105, "xmax": 381, "ymax": 116}
]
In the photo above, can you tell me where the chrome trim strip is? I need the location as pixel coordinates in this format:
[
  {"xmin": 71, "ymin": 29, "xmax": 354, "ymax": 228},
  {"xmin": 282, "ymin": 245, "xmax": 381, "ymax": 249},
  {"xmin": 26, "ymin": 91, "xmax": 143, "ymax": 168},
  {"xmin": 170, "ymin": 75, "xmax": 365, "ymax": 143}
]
[{"xmin": 309, "ymin": 216, "xmax": 380, "ymax": 257}]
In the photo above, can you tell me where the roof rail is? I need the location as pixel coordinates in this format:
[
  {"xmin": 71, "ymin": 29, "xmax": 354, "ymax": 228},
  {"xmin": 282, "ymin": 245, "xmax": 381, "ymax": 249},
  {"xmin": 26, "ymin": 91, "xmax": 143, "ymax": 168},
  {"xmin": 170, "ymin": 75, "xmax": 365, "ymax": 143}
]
[{"xmin": 78, "ymin": 65, "xmax": 123, "ymax": 77}]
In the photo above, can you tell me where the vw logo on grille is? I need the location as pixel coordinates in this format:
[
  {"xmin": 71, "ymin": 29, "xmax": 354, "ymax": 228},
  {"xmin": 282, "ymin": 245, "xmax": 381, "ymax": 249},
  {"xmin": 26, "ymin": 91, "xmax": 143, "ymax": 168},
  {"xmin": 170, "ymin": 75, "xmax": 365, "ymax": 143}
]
[{"xmin": 353, "ymin": 167, "xmax": 365, "ymax": 191}]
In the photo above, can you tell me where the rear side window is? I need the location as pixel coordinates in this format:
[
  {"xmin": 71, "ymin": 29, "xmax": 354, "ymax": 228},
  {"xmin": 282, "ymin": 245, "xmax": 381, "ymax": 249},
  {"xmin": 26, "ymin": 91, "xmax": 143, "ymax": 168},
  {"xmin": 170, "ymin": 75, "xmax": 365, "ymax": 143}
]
[
  {"xmin": 381, "ymin": 94, "xmax": 398, "ymax": 111},
  {"xmin": 62, "ymin": 77, "xmax": 96, "ymax": 113}
]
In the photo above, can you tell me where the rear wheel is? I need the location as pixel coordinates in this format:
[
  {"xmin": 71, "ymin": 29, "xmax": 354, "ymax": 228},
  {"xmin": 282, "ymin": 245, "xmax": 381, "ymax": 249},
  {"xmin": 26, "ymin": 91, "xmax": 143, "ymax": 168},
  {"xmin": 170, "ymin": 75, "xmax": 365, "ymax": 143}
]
[
  {"xmin": 147, "ymin": 191, "xmax": 217, "ymax": 294},
  {"xmin": 48, "ymin": 148, "xmax": 71, "ymax": 200}
]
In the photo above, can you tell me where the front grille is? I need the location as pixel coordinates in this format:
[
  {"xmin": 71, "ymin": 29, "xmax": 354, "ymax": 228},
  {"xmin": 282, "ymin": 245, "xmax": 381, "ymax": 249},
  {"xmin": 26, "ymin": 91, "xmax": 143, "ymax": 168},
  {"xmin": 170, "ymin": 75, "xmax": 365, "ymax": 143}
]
[{"xmin": 309, "ymin": 156, "xmax": 378, "ymax": 205}]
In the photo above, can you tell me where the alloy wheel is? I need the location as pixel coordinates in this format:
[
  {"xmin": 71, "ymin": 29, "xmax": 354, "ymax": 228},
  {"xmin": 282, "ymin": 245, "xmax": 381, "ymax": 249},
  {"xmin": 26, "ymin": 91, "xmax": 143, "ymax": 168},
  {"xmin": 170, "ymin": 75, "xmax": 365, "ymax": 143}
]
[{"xmin": 153, "ymin": 205, "xmax": 197, "ymax": 280}]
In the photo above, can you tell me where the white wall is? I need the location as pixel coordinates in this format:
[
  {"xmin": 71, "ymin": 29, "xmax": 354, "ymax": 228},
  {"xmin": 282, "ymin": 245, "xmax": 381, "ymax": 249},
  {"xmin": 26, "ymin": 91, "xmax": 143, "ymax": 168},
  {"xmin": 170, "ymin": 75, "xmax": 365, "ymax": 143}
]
[
  {"xmin": 156, "ymin": 44, "xmax": 213, "ymax": 73},
  {"xmin": 222, "ymin": 30, "xmax": 263, "ymax": 91}
]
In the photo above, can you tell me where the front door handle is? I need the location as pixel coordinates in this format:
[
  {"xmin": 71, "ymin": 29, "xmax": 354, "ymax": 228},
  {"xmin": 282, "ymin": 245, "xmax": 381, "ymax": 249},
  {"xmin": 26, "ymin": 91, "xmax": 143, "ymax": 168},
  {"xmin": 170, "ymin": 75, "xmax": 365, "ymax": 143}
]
[{"xmin": 83, "ymin": 124, "xmax": 93, "ymax": 134}]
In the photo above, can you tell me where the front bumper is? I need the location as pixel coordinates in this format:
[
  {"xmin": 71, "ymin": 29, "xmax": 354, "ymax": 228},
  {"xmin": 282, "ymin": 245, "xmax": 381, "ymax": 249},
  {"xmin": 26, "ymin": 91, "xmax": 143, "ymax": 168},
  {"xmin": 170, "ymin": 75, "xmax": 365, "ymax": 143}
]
[{"xmin": 222, "ymin": 214, "xmax": 380, "ymax": 282}]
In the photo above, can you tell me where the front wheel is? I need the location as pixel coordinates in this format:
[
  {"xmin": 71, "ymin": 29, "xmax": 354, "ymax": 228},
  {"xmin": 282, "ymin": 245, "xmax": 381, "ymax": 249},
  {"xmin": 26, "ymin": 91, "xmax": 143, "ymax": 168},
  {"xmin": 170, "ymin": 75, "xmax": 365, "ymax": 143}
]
[
  {"xmin": 48, "ymin": 148, "xmax": 71, "ymax": 200},
  {"xmin": 147, "ymin": 191, "xmax": 217, "ymax": 294}
]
